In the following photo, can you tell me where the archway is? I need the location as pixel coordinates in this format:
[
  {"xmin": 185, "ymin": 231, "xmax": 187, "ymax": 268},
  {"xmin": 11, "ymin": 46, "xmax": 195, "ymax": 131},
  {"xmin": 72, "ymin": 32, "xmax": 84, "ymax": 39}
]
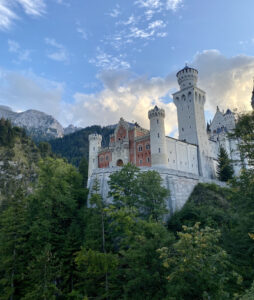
[{"xmin": 117, "ymin": 159, "xmax": 123, "ymax": 167}]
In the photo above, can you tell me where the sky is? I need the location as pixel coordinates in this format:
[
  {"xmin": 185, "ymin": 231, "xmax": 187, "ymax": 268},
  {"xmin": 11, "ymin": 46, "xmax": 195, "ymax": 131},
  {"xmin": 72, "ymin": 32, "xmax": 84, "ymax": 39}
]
[{"xmin": 0, "ymin": 0, "xmax": 254, "ymax": 135}]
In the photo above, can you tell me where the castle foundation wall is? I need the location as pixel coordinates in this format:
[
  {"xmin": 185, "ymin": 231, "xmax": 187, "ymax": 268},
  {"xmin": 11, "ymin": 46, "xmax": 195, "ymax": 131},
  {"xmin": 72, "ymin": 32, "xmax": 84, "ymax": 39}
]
[{"xmin": 87, "ymin": 167, "xmax": 226, "ymax": 215}]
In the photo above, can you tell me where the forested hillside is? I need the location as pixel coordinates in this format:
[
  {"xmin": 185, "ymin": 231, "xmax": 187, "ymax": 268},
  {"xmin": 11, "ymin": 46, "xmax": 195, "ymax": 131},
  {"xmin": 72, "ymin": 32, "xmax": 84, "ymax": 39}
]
[
  {"xmin": 0, "ymin": 112, "xmax": 254, "ymax": 299},
  {"xmin": 49, "ymin": 125, "xmax": 114, "ymax": 166},
  {"xmin": 0, "ymin": 118, "xmax": 41, "ymax": 204}
]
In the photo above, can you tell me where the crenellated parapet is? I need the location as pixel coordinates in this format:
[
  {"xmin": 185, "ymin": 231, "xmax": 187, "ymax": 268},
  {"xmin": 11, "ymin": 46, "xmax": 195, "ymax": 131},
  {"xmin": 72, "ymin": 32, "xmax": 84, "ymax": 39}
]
[
  {"xmin": 148, "ymin": 106, "xmax": 165, "ymax": 119},
  {"xmin": 89, "ymin": 133, "xmax": 102, "ymax": 142},
  {"xmin": 176, "ymin": 65, "xmax": 198, "ymax": 90}
]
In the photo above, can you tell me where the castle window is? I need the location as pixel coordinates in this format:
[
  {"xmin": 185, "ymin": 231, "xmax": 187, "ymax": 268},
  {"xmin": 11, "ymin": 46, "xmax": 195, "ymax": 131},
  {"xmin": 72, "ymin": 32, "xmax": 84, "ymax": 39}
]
[
  {"xmin": 139, "ymin": 159, "xmax": 143, "ymax": 164},
  {"xmin": 158, "ymin": 148, "xmax": 160, "ymax": 153},
  {"xmin": 146, "ymin": 144, "xmax": 150, "ymax": 150},
  {"xmin": 106, "ymin": 155, "xmax": 109, "ymax": 161},
  {"xmin": 182, "ymin": 128, "xmax": 184, "ymax": 131},
  {"xmin": 157, "ymin": 119, "xmax": 159, "ymax": 124},
  {"xmin": 147, "ymin": 157, "xmax": 150, "ymax": 162},
  {"xmin": 158, "ymin": 133, "xmax": 160, "ymax": 138},
  {"xmin": 138, "ymin": 145, "xmax": 143, "ymax": 152},
  {"xmin": 100, "ymin": 156, "xmax": 104, "ymax": 162}
]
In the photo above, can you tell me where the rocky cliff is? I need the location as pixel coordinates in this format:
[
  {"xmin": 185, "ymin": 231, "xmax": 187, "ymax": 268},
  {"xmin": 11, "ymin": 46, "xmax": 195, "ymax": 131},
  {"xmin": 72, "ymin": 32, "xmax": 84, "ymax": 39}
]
[
  {"xmin": 0, "ymin": 119, "xmax": 40, "ymax": 203},
  {"xmin": 0, "ymin": 106, "xmax": 82, "ymax": 142}
]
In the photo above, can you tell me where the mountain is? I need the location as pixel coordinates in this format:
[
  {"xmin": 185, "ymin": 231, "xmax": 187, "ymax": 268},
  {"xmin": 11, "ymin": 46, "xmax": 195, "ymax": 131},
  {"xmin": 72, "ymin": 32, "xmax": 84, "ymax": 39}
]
[
  {"xmin": 64, "ymin": 124, "xmax": 82, "ymax": 135},
  {"xmin": 0, "ymin": 105, "xmax": 81, "ymax": 142},
  {"xmin": 49, "ymin": 125, "xmax": 114, "ymax": 166}
]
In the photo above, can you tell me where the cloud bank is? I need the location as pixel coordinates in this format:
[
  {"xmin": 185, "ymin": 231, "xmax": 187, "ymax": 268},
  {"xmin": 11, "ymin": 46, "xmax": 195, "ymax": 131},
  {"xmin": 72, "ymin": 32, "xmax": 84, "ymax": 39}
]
[{"xmin": 0, "ymin": 50, "xmax": 254, "ymax": 136}]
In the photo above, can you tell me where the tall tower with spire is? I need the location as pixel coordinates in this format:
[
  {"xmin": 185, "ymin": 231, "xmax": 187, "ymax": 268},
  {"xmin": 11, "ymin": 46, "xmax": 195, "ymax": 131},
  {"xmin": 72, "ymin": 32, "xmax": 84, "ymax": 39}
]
[{"xmin": 251, "ymin": 78, "xmax": 254, "ymax": 110}]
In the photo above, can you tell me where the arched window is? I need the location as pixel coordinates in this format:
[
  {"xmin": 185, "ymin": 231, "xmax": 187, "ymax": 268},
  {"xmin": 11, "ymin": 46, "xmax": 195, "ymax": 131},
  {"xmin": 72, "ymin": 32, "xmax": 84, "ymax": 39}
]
[{"xmin": 181, "ymin": 94, "xmax": 186, "ymax": 101}]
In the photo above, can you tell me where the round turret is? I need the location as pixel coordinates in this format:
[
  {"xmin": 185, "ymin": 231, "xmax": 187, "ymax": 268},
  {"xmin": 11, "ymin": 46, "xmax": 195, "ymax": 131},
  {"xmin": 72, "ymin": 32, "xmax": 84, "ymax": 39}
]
[
  {"xmin": 148, "ymin": 106, "xmax": 167, "ymax": 167},
  {"xmin": 176, "ymin": 65, "xmax": 198, "ymax": 90},
  {"xmin": 88, "ymin": 133, "xmax": 102, "ymax": 179},
  {"xmin": 148, "ymin": 105, "xmax": 165, "ymax": 120},
  {"xmin": 89, "ymin": 133, "xmax": 102, "ymax": 143}
]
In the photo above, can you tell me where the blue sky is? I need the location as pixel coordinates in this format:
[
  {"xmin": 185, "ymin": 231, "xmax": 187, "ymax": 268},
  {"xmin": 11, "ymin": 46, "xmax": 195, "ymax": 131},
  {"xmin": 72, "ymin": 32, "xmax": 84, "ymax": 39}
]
[{"xmin": 0, "ymin": 0, "xmax": 254, "ymax": 135}]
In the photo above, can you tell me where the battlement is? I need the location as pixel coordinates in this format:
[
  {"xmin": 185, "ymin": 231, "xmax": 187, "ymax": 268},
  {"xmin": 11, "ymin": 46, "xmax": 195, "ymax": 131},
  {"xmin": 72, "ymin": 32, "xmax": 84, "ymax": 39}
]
[
  {"xmin": 148, "ymin": 106, "xmax": 165, "ymax": 119},
  {"xmin": 88, "ymin": 133, "xmax": 102, "ymax": 141},
  {"xmin": 177, "ymin": 65, "xmax": 198, "ymax": 89}
]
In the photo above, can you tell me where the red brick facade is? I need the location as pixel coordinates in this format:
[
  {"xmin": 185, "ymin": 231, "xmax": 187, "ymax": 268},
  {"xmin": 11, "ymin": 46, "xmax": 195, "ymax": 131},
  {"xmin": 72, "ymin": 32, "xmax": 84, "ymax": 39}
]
[
  {"xmin": 98, "ymin": 151, "xmax": 112, "ymax": 168},
  {"xmin": 136, "ymin": 138, "xmax": 151, "ymax": 167},
  {"xmin": 98, "ymin": 120, "xmax": 151, "ymax": 169}
]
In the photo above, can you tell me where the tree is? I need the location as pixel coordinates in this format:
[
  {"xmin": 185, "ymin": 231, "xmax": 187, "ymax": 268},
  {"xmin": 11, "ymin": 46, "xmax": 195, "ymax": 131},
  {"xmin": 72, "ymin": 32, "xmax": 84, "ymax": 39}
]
[
  {"xmin": 107, "ymin": 207, "xmax": 174, "ymax": 300},
  {"xmin": 108, "ymin": 163, "xmax": 169, "ymax": 221},
  {"xmin": 24, "ymin": 158, "xmax": 87, "ymax": 298},
  {"xmin": 230, "ymin": 111, "xmax": 254, "ymax": 167},
  {"xmin": 0, "ymin": 188, "xmax": 29, "ymax": 300},
  {"xmin": 136, "ymin": 170, "xmax": 169, "ymax": 221},
  {"xmin": 217, "ymin": 146, "xmax": 234, "ymax": 181},
  {"xmin": 79, "ymin": 157, "xmax": 88, "ymax": 187},
  {"xmin": 158, "ymin": 223, "xmax": 241, "ymax": 300},
  {"xmin": 108, "ymin": 163, "xmax": 140, "ymax": 209}
]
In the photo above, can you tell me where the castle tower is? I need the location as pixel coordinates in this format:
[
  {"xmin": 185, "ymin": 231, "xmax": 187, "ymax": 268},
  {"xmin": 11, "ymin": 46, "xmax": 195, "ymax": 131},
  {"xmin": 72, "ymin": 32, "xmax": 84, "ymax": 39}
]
[
  {"xmin": 148, "ymin": 106, "xmax": 167, "ymax": 167},
  {"xmin": 251, "ymin": 78, "xmax": 254, "ymax": 110},
  {"xmin": 88, "ymin": 133, "xmax": 102, "ymax": 178},
  {"xmin": 173, "ymin": 66, "xmax": 213, "ymax": 178}
]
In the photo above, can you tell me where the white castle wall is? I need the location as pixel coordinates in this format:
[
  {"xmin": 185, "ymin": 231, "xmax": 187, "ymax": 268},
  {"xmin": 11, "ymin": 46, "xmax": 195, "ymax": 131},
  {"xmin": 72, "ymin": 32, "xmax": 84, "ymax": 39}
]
[
  {"xmin": 166, "ymin": 137, "xmax": 199, "ymax": 175},
  {"xmin": 88, "ymin": 167, "xmax": 226, "ymax": 214}
]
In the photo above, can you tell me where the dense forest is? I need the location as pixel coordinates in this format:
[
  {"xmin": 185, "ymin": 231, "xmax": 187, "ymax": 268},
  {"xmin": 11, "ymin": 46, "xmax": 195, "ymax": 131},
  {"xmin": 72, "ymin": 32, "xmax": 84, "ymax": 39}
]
[
  {"xmin": 49, "ymin": 125, "xmax": 114, "ymax": 166},
  {"xmin": 0, "ymin": 112, "xmax": 254, "ymax": 299}
]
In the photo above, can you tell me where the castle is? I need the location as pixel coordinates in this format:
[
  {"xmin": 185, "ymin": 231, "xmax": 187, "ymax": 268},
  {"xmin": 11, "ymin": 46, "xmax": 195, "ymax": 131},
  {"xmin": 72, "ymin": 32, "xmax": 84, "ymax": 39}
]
[{"xmin": 87, "ymin": 66, "xmax": 243, "ymax": 212}]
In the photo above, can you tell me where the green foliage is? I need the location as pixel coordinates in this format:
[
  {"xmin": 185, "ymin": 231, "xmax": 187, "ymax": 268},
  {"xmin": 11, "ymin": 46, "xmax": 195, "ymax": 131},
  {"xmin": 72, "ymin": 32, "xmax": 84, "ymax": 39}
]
[
  {"xmin": 159, "ymin": 223, "xmax": 241, "ymax": 300},
  {"xmin": 108, "ymin": 207, "xmax": 174, "ymax": 300},
  {"xmin": 38, "ymin": 141, "xmax": 53, "ymax": 158},
  {"xmin": 230, "ymin": 111, "xmax": 254, "ymax": 166},
  {"xmin": 0, "ymin": 188, "xmax": 29, "ymax": 300},
  {"xmin": 1, "ymin": 110, "xmax": 254, "ymax": 299},
  {"xmin": 78, "ymin": 157, "xmax": 88, "ymax": 187},
  {"xmin": 49, "ymin": 125, "xmax": 114, "ymax": 166},
  {"xmin": 217, "ymin": 146, "xmax": 234, "ymax": 182},
  {"xmin": 108, "ymin": 163, "xmax": 169, "ymax": 220},
  {"xmin": 0, "ymin": 118, "xmax": 26, "ymax": 148}
]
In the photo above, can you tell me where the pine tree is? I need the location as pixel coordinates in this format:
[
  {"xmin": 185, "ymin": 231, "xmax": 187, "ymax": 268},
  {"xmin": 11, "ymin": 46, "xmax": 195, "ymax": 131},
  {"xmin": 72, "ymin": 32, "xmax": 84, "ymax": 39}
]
[{"xmin": 217, "ymin": 146, "xmax": 234, "ymax": 181}]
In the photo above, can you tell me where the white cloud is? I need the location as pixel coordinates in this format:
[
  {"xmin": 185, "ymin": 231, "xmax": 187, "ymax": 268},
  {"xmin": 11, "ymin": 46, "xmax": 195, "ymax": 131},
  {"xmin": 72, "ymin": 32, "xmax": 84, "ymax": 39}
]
[
  {"xmin": 0, "ymin": 68, "xmax": 63, "ymax": 118},
  {"xmin": 16, "ymin": 0, "xmax": 46, "ymax": 16},
  {"xmin": 68, "ymin": 70, "xmax": 177, "ymax": 135},
  {"xmin": 193, "ymin": 50, "xmax": 254, "ymax": 113},
  {"xmin": 89, "ymin": 48, "xmax": 130, "ymax": 70},
  {"xmin": 108, "ymin": 5, "xmax": 121, "ymax": 18},
  {"xmin": 1, "ymin": 50, "xmax": 253, "ymax": 136},
  {"xmin": 8, "ymin": 39, "xmax": 31, "ymax": 62},
  {"xmin": 45, "ymin": 38, "xmax": 69, "ymax": 62},
  {"xmin": 166, "ymin": 0, "xmax": 183, "ymax": 11},
  {"xmin": 0, "ymin": 0, "xmax": 45, "ymax": 30},
  {"xmin": 76, "ymin": 26, "xmax": 87, "ymax": 40},
  {"xmin": 69, "ymin": 51, "xmax": 254, "ymax": 135},
  {"xmin": 148, "ymin": 19, "xmax": 166, "ymax": 29}
]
